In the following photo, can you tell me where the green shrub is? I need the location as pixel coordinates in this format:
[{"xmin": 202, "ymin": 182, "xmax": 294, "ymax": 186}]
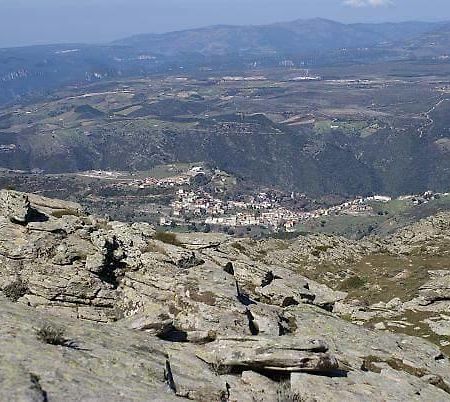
[
  {"xmin": 154, "ymin": 231, "xmax": 182, "ymax": 246},
  {"xmin": 36, "ymin": 324, "xmax": 76, "ymax": 348},
  {"xmin": 231, "ymin": 242, "xmax": 246, "ymax": 252},
  {"xmin": 339, "ymin": 275, "xmax": 367, "ymax": 290},
  {"xmin": 314, "ymin": 245, "xmax": 331, "ymax": 253},
  {"xmin": 51, "ymin": 209, "xmax": 81, "ymax": 218},
  {"xmin": 3, "ymin": 279, "xmax": 28, "ymax": 302}
]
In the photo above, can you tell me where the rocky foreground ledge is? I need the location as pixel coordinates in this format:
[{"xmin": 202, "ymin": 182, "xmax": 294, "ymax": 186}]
[{"xmin": 1, "ymin": 190, "xmax": 450, "ymax": 401}]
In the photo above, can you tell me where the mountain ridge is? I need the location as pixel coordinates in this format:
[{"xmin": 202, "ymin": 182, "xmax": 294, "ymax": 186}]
[{"xmin": 114, "ymin": 18, "xmax": 446, "ymax": 56}]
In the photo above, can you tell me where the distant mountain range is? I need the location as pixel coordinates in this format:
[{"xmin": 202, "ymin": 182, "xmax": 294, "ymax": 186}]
[
  {"xmin": 0, "ymin": 18, "xmax": 450, "ymax": 105},
  {"xmin": 114, "ymin": 19, "xmax": 443, "ymax": 56}
]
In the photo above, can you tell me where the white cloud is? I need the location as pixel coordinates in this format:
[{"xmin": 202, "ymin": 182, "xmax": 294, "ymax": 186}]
[{"xmin": 343, "ymin": 0, "xmax": 393, "ymax": 7}]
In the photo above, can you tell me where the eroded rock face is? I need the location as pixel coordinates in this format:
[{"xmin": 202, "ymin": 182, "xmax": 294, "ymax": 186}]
[
  {"xmin": 291, "ymin": 368, "xmax": 450, "ymax": 402},
  {"xmin": 419, "ymin": 271, "xmax": 450, "ymax": 305},
  {"xmin": 385, "ymin": 212, "xmax": 450, "ymax": 255},
  {"xmin": 1, "ymin": 190, "xmax": 450, "ymax": 401},
  {"xmin": 196, "ymin": 336, "xmax": 338, "ymax": 372},
  {"xmin": 0, "ymin": 189, "xmax": 31, "ymax": 224}
]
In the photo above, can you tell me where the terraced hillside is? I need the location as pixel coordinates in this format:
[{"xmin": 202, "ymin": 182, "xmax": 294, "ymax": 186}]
[{"xmin": 0, "ymin": 63, "xmax": 449, "ymax": 196}]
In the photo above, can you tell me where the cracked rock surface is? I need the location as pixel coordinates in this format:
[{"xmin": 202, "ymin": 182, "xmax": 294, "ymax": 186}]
[{"xmin": 1, "ymin": 190, "xmax": 450, "ymax": 401}]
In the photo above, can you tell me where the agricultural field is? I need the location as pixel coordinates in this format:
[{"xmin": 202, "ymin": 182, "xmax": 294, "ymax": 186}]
[{"xmin": 0, "ymin": 60, "xmax": 449, "ymax": 228}]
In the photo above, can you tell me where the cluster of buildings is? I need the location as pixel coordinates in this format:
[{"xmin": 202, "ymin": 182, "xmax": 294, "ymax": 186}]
[
  {"xmin": 398, "ymin": 191, "xmax": 448, "ymax": 205},
  {"xmin": 165, "ymin": 189, "xmax": 393, "ymax": 232},
  {"xmin": 79, "ymin": 167, "xmax": 204, "ymax": 188},
  {"xmin": 128, "ymin": 167, "xmax": 207, "ymax": 189},
  {"xmin": 168, "ymin": 188, "xmax": 305, "ymax": 230},
  {"xmin": 133, "ymin": 175, "xmax": 191, "ymax": 188},
  {"xmin": 81, "ymin": 170, "xmax": 447, "ymax": 233}
]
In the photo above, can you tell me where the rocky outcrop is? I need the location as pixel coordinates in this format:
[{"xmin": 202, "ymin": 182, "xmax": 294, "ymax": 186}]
[
  {"xmin": 418, "ymin": 270, "xmax": 450, "ymax": 305},
  {"xmin": 291, "ymin": 368, "xmax": 450, "ymax": 401},
  {"xmin": 1, "ymin": 190, "xmax": 450, "ymax": 401},
  {"xmin": 0, "ymin": 190, "xmax": 31, "ymax": 224},
  {"xmin": 196, "ymin": 336, "xmax": 338, "ymax": 373},
  {"xmin": 384, "ymin": 212, "xmax": 450, "ymax": 255}
]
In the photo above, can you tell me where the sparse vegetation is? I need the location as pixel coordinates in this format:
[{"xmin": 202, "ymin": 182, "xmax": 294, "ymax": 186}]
[
  {"xmin": 3, "ymin": 279, "xmax": 29, "ymax": 302},
  {"xmin": 231, "ymin": 242, "xmax": 246, "ymax": 252},
  {"xmin": 338, "ymin": 275, "xmax": 367, "ymax": 290},
  {"xmin": 36, "ymin": 324, "xmax": 77, "ymax": 348},
  {"xmin": 258, "ymin": 249, "xmax": 268, "ymax": 257},
  {"xmin": 154, "ymin": 231, "xmax": 182, "ymax": 246},
  {"xmin": 361, "ymin": 355, "xmax": 429, "ymax": 379},
  {"xmin": 314, "ymin": 244, "xmax": 331, "ymax": 253},
  {"xmin": 311, "ymin": 249, "xmax": 321, "ymax": 257},
  {"xmin": 143, "ymin": 241, "xmax": 168, "ymax": 254},
  {"xmin": 51, "ymin": 208, "xmax": 81, "ymax": 218},
  {"xmin": 209, "ymin": 361, "xmax": 233, "ymax": 375},
  {"xmin": 276, "ymin": 380, "xmax": 303, "ymax": 402}
]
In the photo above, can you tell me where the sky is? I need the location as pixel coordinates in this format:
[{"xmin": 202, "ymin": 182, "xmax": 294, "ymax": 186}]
[{"xmin": 1, "ymin": 0, "xmax": 449, "ymax": 48}]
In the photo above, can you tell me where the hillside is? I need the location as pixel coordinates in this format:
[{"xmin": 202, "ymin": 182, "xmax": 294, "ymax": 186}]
[
  {"xmin": 402, "ymin": 23, "xmax": 450, "ymax": 58},
  {"xmin": 0, "ymin": 190, "xmax": 449, "ymax": 400},
  {"xmin": 0, "ymin": 62, "xmax": 449, "ymax": 197}
]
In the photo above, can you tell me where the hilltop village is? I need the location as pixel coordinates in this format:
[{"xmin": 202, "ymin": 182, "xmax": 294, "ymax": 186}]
[
  {"xmin": 169, "ymin": 187, "xmax": 375, "ymax": 231},
  {"xmin": 78, "ymin": 167, "xmax": 448, "ymax": 234}
]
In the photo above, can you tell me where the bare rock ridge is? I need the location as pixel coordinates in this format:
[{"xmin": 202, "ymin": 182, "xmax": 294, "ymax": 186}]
[{"xmin": 1, "ymin": 190, "xmax": 450, "ymax": 401}]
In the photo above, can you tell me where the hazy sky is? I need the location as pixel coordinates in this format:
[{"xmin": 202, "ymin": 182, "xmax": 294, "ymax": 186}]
[{"xmin": 1, "ymin": 0, "xmax": 449, "ymax": 48}]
